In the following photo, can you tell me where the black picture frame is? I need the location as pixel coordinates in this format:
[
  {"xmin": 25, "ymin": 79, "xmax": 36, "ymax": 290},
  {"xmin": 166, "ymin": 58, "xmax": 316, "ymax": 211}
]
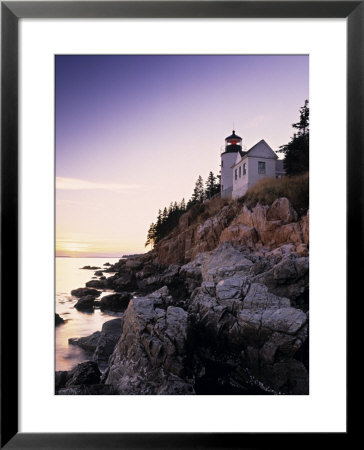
[{"xmin": 1, "ymin": 1, "xmax": 357, "ymax": 448}]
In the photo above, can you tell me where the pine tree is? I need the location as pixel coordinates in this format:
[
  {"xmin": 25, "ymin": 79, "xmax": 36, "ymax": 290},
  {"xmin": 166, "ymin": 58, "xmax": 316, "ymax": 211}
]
[
  {"xmin": 292, "ymin": 100, "xmax": 309, "ymax": 136},
  {"xmin": 191, "ymin": 175, "xmax": 205, "ymax": 203},
  {"xmin": 205, "ymin": 171, "xmax": 216, "ymax": 199},
  {"xmin": 145, "ymin": 223, "xmax": 156, "ymax": 248},
  {"xmin": 279, "ymin": 100, "xmax": 309, "ymax": 175}
]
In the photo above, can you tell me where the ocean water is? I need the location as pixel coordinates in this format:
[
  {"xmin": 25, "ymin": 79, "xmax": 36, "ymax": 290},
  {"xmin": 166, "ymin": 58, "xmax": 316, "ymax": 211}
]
[{"xmin": 55, "ymin": 257, "xmax": 122, "ymax": 371}]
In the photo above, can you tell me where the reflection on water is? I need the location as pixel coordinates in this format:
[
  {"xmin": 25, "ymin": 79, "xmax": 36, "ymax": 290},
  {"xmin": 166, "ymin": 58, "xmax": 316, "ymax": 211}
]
[{"xmin": 55, "ymin": 257, "xmax": 121, "ymax": 371}]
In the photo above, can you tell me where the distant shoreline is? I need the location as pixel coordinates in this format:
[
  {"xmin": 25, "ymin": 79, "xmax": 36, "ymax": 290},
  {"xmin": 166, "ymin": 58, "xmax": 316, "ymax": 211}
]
[
  {"xmin": 55, "ymin": 256, "xmax": 123, "ymax": 259},
  {"xmin": 55, "ymin": 255, "xmax": 145, "ymax": 259}
]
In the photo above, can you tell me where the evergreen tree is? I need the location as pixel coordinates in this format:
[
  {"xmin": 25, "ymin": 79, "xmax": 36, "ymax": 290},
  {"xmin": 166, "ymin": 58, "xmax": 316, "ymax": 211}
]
[
  {"xmin": 292, "ymin": 100, "xmax": 309, "ymax": 136},
  {"xmin": 191, "ymin": 175, "xmax": 205, "ymax": 203},
  {"xmin": 145, "ymin": 222, "xmax": 157, "ymax": 248},
  {"xmin": 279, "ymin": 100, "xmax": 309, "ymax": 175},
  {"xmin": 205, "ymin": 171, "xmax": 216, "ymax": 199}
]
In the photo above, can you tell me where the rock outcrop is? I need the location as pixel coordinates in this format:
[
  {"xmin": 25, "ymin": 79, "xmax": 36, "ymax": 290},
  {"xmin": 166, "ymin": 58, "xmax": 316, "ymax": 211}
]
[
  {"xmin": 99, "ymin": 292, "xmax": 132, "ymax": 312},
  {"xmin": 68, "ymin": 318, "xmax": 123, "ymax": 370},
  {"xmin": 71, "ymin": 287, "xmax": 100, "ymax": 298},
  {"xmin": 104, "ymin": 289, "xmax": 194, "ymax": 394},
  {"xmin": 74, "ymin": 295, "xmax": 97, "ymax": 311},
  {"xmin": 63, "ymin": 197, "xmax": 309, "ymax": 395},
  {"xmin": 151, "ymin": 198, "xmax": 308, "ymax": 267},
  {"xmin": 103, "ymin": 236, "xmax": 308, "ymax": 394}
]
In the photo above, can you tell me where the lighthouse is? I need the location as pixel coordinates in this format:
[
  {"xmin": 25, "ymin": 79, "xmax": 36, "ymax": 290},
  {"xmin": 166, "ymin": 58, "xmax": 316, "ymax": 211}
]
[{"xmin": 221, "ymin": 130, "xmax": 243, "ymax": 199}]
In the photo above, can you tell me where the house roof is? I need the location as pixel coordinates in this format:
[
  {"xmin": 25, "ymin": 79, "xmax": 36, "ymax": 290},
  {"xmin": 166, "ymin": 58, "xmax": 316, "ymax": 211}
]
[
  {"xmin": 231, "ymin": 139, "xmax": 277, "ymax": 168},
  {"xmin": 245, "ymin": 139, "xmax": 277, "ymax": 158}
]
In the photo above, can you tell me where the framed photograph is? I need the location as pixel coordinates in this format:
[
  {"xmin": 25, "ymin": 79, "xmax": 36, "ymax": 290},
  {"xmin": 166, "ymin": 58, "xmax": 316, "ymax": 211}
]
[{"xmin": 2, "ymin": 1, "xmax": 357, "ymax": 448}]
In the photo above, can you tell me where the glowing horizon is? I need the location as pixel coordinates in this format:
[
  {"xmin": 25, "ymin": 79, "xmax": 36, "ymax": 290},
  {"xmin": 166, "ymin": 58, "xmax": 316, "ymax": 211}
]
[{"xmin": 56, "ymin": 55, "xmax": 309, "ymax": 257}]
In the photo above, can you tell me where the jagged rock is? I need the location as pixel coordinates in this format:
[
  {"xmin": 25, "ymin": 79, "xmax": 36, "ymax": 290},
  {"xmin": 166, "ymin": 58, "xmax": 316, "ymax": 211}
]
[
  {"xmin": 220, "ymin": 224, "xmax": 259, "ymax": 248},
  {"xmin": 296, "ymin": 243, "xmax": 309, "ymax": 256},
  {"xmin": 201, "ymin": 242, "xmax": 254, "ymax": 282},
  {"xmin": 69, "ymin": 331, "xmax": 101, "ymax": 352},
  {"xmin": 55, "ymin": 371, "xmax": 68, "ymax": 390},
  {"xmin": 215, "ymin": 276, "xmax": 249, "ymax": 301},
  {"xmin": 148, "ymin": 286, "xmax": 173, "ymax": 306},
  {"xmin": 94, "ymin": 270, "xmax": 104, "ymax": 276},
  {"xmin": 99, "ymin": 292, "xmax": 132, "ymax": 312},
  {"xmin": 65, "ymin": 197, "xmax": 309, "ymax": 396},
  {"xmin": 159, "ymin": 264, "xmax": 180, "ymax": 284},
  {"xmin": 94, "ymin": 318, "xmax": 122, "ymax": 368},
  {"xmin": 55, "ymin": 313, "xmax": 65, "ymax": 325},
  {"xmin": 112, "ymin": 272, "xmax": 134, "ymax": 290},
  {"xmin": 251, "ymin": 254, "xmax": 309, "ymax": 301},
  {"xmin": 125, "ymin": 259, "xmax": 142, "ymax": 270},
  {"xmin": 300, "ymin": 211, "xmax": 309, "ymax": 245},
  {"xmin": 71, "ymin": 287, "xmax": 100, "ymax": 298},
  {"xmin": 201, "ymin": 281, "xmax": 215, "ymax": 297},
  {"xmin": 104, "ymin": 294, "xmax": 194, "ymax": 394},
  {"xmin": 65, "ymin": 361, "xmax": 101, "ymax": 387},
  {"xmin": 74, "ymin": 295, "xmax": 96, "ymax": 311},
  {"xmin": 267, "ymin": 197, "xmax": 298, "ymax": 223},
  {"xmin": 80, "ymin": 265, "xmax": 101, "ymax": 270},
  {"xmin": 188, "ymin": 267, "xmax": 308, "ymax": 394}
]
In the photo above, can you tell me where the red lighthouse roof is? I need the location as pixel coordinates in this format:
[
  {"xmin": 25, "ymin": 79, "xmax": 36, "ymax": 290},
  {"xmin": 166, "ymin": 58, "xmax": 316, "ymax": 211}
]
[{"xmin": 225, "ymin": 130, "xmax": 242, "ymax": 141}]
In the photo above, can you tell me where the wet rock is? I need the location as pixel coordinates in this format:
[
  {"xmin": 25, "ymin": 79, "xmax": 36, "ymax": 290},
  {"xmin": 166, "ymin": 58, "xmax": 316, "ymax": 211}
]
[
  {"xmin": 85, "ymin": 279, "xmax": 107, "ymax": 289},
  {"xmin": 65, "ymin": 361, "xmax": 101, "ymax": 387},
  {"xmin": 55, "ymin": 313, "xmax": 65, "ymax": 325},
  {"xmin": 94, "ymin": 318, "xmax": 122, "ymax": 368},
  {"xmin": 99, "ymin": 292, "xmax": 132, "ymax": 312},
  {"xmin": 94, "ymin": 270, "xmax": 104, "ymax": 276},
  {"xmin": 74, "ymin": 295, "xmax": 95, "ymax": 311},
  {"xmin": 69, "ymin": 331, "xmax": 101, "ymax": 352},
  {"xmin": 80, "ymin": 265, "xmax": 100, "ymax": 270},
  {"xmin": 71, "ymin": 287, "xmax": 100, "ymax": 298}
]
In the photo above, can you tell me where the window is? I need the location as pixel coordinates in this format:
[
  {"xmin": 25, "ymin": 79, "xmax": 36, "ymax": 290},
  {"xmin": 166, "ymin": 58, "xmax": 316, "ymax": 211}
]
[
  {"xmin": 243, "ymin": 163, "xmax": 246, "ymax": 175},
  {"xmin": 239, "ymin": 166, "xmax": 241, "ymax": 178},
  {"xmin": 235, "ymin": 169, "xmax": 237, "ymax": 180},
  {"xmin": 258, "ymin": 161, "xmax": 266, "ymax": 175}
]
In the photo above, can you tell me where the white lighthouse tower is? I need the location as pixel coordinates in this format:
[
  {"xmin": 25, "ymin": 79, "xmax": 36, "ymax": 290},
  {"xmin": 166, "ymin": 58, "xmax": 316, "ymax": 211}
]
[{"xmin": 221, "ymin": 130, "xmax": 243, "ymax": 199}]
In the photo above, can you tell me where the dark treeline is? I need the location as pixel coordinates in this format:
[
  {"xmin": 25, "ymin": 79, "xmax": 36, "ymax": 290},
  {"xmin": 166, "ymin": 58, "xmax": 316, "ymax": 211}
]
[
  {"xmin": 278, "ymin": 100, "xmax": 309, "ymax": 175},
  {"xmin": 145, "ymin": 171, "xmax": 220, "ymax": 248}
]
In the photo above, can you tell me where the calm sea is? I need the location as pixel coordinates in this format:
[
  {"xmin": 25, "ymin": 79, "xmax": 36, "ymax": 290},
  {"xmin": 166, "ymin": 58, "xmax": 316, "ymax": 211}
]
[{"xmin": 55, "ymin": 257, "xmax": 122, "ymax": 371}]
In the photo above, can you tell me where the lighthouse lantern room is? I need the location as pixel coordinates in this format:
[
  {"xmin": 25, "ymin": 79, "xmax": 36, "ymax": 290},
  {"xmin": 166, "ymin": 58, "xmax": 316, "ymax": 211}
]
[{"xmin": 221, "ymin": 130, "xmax": 243, "ymax": 199}]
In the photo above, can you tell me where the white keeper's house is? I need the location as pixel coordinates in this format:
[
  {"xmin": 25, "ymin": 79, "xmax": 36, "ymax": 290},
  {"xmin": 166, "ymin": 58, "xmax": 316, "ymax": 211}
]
[{"xmin": 220, "ymin": 130, "xmax": 285, "ymax": 199}]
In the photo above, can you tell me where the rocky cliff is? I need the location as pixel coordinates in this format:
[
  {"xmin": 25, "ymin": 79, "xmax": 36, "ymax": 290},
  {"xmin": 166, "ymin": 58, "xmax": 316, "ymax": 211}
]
[
  {"xmin": 59, "ymin": 197, "xmax": 309, "ymax": 395},
  {"xmin": 151, "ymin": 197, "xmax": 308, "ymax": 266}
]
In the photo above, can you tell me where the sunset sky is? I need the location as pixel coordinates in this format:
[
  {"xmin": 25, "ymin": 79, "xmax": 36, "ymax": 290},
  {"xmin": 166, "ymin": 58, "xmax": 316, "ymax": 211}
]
[{"xmin": 56, "ymin": 55, "xmax": 309, "ymax": 257}]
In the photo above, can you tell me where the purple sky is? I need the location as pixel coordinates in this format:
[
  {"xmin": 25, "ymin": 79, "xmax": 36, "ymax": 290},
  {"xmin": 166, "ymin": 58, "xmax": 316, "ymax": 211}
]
[{"xmin": 56, "ymin": 55, "xmax": 308, "ymax": 257}]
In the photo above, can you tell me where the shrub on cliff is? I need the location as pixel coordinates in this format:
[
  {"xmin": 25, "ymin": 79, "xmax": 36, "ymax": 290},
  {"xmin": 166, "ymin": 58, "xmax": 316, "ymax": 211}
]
[{"xmin": 239, "ymin": 172, "xmax": 309, "ymax": 216}]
